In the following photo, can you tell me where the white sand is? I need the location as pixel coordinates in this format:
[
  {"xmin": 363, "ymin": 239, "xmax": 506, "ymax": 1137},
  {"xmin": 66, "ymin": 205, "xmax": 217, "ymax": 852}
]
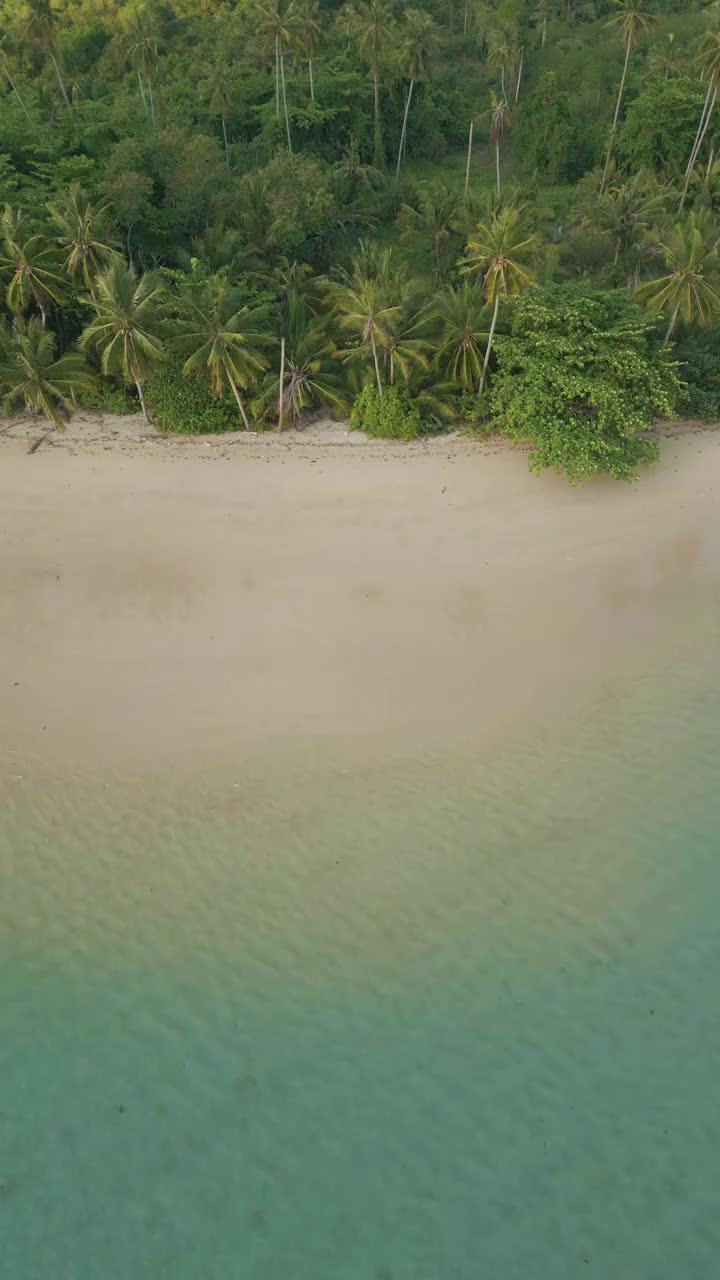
[{"xmin": 1, "ymin": 414, "xmax": 719, "ymax": 783}]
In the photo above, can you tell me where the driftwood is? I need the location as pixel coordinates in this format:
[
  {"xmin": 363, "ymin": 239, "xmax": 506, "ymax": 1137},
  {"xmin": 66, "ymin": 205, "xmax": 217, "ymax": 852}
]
[{"xmin": 28, "ymin": 431, "xmax": 52, "ymax": 455}]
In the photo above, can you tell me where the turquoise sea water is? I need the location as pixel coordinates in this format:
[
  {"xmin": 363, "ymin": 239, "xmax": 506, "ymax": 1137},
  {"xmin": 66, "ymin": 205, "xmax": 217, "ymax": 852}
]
[{"xmin": 3, "ymin": 652, "xmax": 720, "ymax": 1278}]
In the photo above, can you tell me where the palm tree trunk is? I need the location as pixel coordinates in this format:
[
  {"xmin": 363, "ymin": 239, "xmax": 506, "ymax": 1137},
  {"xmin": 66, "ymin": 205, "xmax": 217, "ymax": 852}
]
[
  {"xmin": 275, "ymin": 34, "xmax": 280, "ymax": 119},
  {"xmin": 134, "ymin": 376, "xmax": 149, "ymax": 423},
  {"xmin": 679, "ymin": 84, "xmax": 718, "ymax": 212},
  {"xmin": 3, "ymin": 68, "xmax": 31, "ymax": 121},
  {"xmin": 479, "ymin": 294, "xmax": 500, "ymax": 394},
  {"xmin": 280, "ymin": 50, "xmax": 292, "ymax": 152},
  {"xmin": 225, "ymin": 364, "xmax": 251, "ymax": 430},
  {"xmin": 137, "ymin": 70, "xmax": 148, "ymax": 115},
  {"xmin": 685, "ymin": 81, "xmax": 714, "ymax": 177},
  {"xmin": 396, "ymin": 79, "xmax": 414, "ymax": 179},
  {"xmin": 515, "ymin": 47, "xmax": 524, "ymax": 103},
  {"xmin": 664, "ymin": 305, "xmax": 679, "ymax": 344},
  {"xmin": 148, "ymin": 78, "xmax": 156, "ymax": 127},
  {"xmin": 465, "ymin": 119, "xmax": 474, "ymax": 196},
  {"xmin": 542, "ymin": 16, "xmax": 547, "ymax": 48},
  {"xmin": 501, "ymin": 66, "xmax": 506, "ymax": 101},
  {"xmin": 221, "ymin": 116, "xmax": 231, "ymax": 177},
  {"xmin": 50, "ymin": 50, "xmax": 71, "ymax": 110},
  {"xmin": 600, "ymin": 35, "xmax": 632, "ymax": 195},
  {"xmin": 309, "ymin": 59, "xmax": 314, "ymax": 100},
  {"xmin": 463, "ymin": 0, "xmax": 468, "ymax": 36},
  {"xmin": 496, "ymin": 141, "xmax": 501, "ymax": 195},
  {"xmin": 373, "ymin": 66, "xmax": 383, "ymax": 167},
  {"xmin": 279, "ymin": 337, "xmax": 286, "ymax": 429},
  {"xmin": 370, "ymin": 329, "xmax": 383, "ymax": 397}
]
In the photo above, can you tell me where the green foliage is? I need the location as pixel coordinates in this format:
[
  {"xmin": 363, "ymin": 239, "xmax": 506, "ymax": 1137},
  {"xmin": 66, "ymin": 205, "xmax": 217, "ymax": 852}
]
[
  {"xmin": 144, "ymin": 358, "xmax": 238, "ymax": 434},
  {"xmin": 516, "ymin": 73, "xmax": 589, "ymax": 184},
  {"xmin": 675, "ymin": 327, "xmax": 720, "ymax": 420},
  {"xmin": 490, "ymin": 286, "xmax": 680, "ymax": 482},
  {"xmin": 350, "ymin": 384, "xmax": 422, "ymax": 439},
  {"xmin": 618, "ymin": 77, "xmax": 709, "ymax": 178}
]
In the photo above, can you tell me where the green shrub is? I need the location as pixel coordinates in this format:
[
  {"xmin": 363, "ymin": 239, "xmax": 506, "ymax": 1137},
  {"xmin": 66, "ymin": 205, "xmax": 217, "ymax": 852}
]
[
  {"xmin": 144, "ymin": 359, "xmax": 239, "ymax": 434},
  {"xmin": 76, "ymin": 380, "xmax": 137, "ymax": 415},
  {"xmin": 675, "ymin": 328, "xmax": 720, "ymax": 421},
  {"xmin": 491, "ymin": 286, "xmax": 680, "ymax": 483},
  {"xmin": 350, "ymin": 385, "xmax": 422, "ymax": 440}
]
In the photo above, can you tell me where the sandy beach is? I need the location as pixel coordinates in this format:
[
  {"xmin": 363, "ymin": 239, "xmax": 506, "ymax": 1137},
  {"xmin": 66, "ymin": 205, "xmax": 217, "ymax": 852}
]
[{"xmin": 2, "ymin": 413, "xmax": 719, "ymax": 784}]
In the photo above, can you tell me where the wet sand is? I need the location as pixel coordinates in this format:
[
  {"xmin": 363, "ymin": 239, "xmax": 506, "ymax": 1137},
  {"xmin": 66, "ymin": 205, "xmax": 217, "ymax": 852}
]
[{"xmin": 1, "ymin": 415, "xmax": 719, "ymax": 783}]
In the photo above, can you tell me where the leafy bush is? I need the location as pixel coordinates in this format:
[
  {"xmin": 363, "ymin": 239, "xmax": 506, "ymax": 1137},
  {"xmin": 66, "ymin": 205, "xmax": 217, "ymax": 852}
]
[
  {"xmin": 76, "ymin": 380, "xmax": 136, "ymax": 415},
  {"xmin": 145, "ymin": 358, "xmax": 239, "ymax": 434},
  {"xmin": 350, "ymin": 385, "xmax": 422, "ymax": 440},
  {"xmin": 675, "ymin": 328, "xmax": 720, "ymax": 420},
  {"xmin": 490, "ymin": 286, "xmax": 681, "ymax": 482}
]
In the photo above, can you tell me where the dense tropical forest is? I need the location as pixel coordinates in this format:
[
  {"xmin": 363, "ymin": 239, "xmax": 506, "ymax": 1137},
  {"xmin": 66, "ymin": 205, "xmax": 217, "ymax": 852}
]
[{"xmin": 0, "ymin": 0, "xmax": 719, "ymax": 478}]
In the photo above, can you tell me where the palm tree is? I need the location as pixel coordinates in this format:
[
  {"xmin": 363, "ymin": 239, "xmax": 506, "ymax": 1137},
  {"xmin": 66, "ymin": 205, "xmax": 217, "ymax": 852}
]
[
  {"xmin": 600, "ymin": 0, "xmax": 653, "ymax": 195},
  {"xmin": 335, "ymin": 3, "xmax": 358, "ymax": 50},
  {"xmin": 395, "ymin": 10, "xmax": 437, "ymax": 178},
  {"xmin": 679, "ymin": 32, "xmax": 720, "ymax": 213},
  {"xmin": 0, "ymin": 317, "xmax": 96, "ymax": 428},
  {"xmin": 49, "ymin": 186, "xmax": 119, "ymax": 296},
  {"xmin": 487, "ymin": 91, "xmax": 512, "ymax": 196},
  {"xmin": 0, "ymin": 207, "xmax": 65, "ymax": 329},
  {"xmin": 20, "ymin": 0, "xmax": 70, "ymax": 111},
  {"xmin": 125, "ymin": 13, "xmax": 159, "ymax": 126},
  {"xmin": 648, "ymin": 31, "xmax": 677, "ymax": 80},
  {"xmin": 294, "ymin": 0, "xmax": 322, "ymax": 101},
  {"xmin": 351, "ymin": 0, "xmax": 392, "ymax": 167},
  {"xmin": 257, "ymin": 301, "xmax": 348, "ymax": 425},
  {"xmin": 579, "ymin": 171, "xmax": 668, "ymax": 265},
  {"xmin": 80, "ymin": 262, "xmax": 165, "ymax": 423},
  {"xmin": 252, "ymin": 0, "xmax": 300, "ymax": 153},
  {"xmin": 425, "ymin": 282, "xmax": 492, "ymax": 392},
  {"xmin": 636, "ymin": 211, "xmax": 720, "ymax": 342},
  {"xmin": 210, "ymin": 73, "xmax": 234, "ymax": 178},
  {"xmin": 173, "ymin": 276, "xmax": 270, "ymax": 430},
  {"xmin": 460, "ymin": 206, "xmax": 540, "ymax": 392},
  {"xmin": 397, "ymin": 188, "xmax": 461, "ymax": 280},
  {"xmin": 487, "ymin": 30, "xmax": 514, "ymax": 101},
  {"xmin": 0, "ymin": 36, "xmax": 31, "ymax": 120},
  {"xmin": 332, "ymin": 260, "xmax": 400, "ymax": 397}
]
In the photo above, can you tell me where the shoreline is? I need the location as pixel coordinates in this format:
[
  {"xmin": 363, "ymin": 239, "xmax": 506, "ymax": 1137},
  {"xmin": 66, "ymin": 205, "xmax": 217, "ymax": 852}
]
[{"xmin": 2, "ymin": 417, "xmax": 720, "ymax": 788}]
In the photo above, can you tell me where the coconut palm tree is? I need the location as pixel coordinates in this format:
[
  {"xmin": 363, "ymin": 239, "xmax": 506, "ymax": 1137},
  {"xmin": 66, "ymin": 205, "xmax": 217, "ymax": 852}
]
[
  {"xmin": 124, "ymin": 12, "xmax": 159, "ymax": 126},
  {"xmin": 0, "ymin": 207, "xmax": 65, "ymax": 329},
  {"xmin": 257, "ymin": 300, "xmax": 348, "ymax": 425},
  {"xmin": 579, "ymin": 171, "xmax": 668, "ymax": 266},
  {"xmin": 252, "ymin": 0, "xmax": 300, "ymax": 152},
  {"xmin": 0, "ymin": 36, "xmax": 31, "ymax": 120},
  {"xmin": 636, "ymin": 211, "xmax": 720, "ymax": 342},
  {"xmin": 425, "ymin": 282, "xmax": 492, "ymax": 392},
  {"xmin": 294, "ymin": 0, "xmax": 322, "ymax": 100},
  {"xmin": 648, "ymin": 31, "xmax": 678, "ymax": 80},
  {"xmin": 49, "ymin": 186, "xmax": 119, "ymax": 296},
  {"xmin": 335, "ymin": 2, "xmax": 358, "ymax": 50},
  {"xmin": 395, "ymin": 10, "xmax": 437, "ymax": 178},
  {"xmin": 351, "ymin": 0, "xmax": 392, "ymax": 167},
  {"xmin": 460, "ymin": 206, "xmax": 540, "ymax": 392},
  {"xmin": 173, "ymin": 276, "xmax": 271, "ymax": 430},
  {"xmin": 397, "ymin": 188, "xmax": 461, "ymax": 280},
  {"xmin": 486, "ymin": 90, "xmax": 512, "ymax": 196},
  {"xmin": 0, "ymin": 317, "xmax": 96, "ymax": 428},
  {"xmin": 332, "ymin": 265, "xmax": 400, "ymax": 397},
  {"xmin": 210, "ymin": 73, "xmax": 234, "ymax": 178},
  {"xmin": 20, "ymin": 0, "xmax": 70, "ymax": 110},
  {"xmin": 600, "ymin": 0, "xmax": 653, "ymax": 195},
  {"xmin": 679, "ymin": 32, "xmax": 720, "ymax": 213},
  {"xmin": 80, "ymin": 262, "xmax": 165, "ymax": 423}
]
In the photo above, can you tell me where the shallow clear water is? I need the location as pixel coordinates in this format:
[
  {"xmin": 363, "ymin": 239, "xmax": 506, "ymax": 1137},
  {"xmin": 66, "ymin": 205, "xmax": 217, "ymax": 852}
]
[{"xmin": 3, "ymin": 654, "xmax": 720, "ymax": 1278}]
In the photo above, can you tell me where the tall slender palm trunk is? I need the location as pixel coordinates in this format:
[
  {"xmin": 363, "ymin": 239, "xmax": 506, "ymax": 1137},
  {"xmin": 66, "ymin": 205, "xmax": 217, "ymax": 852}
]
[
  {"xmin": 278, "ymin": 336, "xmax": 286, "ymax": 429},
  {"xmin": 308, "ymin": 59, "xmax": 314, "ymax": 100},
  {"xmin": 396, "ymin": 79, "xmax": 414, "ymax": 178},
  {"xmin": 479, "ymin": 294, "xmax": 500, "ymax": 394},
  {"xmin": 275, "ymin": 34, "xmax": 280, "ymax": 119},
  {"xmin": 50, "ymin": 51, "xmax": 71, "ymax": 110},
  {"xmin": 134, "ymin": 375, "xmax": 149, "ymax": 423},
  {"xmin": 280, "ymin": 50, "xmax": 292, "ymax": 152},
  {"xmin": 496, "ymin": 141, "xmax": 501, "ymax": 195},
  {"xmin": 679, "ymin": 83, "xmax": 718, "ymax": 212},
  {"xmin": 664, "ymin": 305, "xmax": 680, "ymax": 344},
  {"xmin": 465, "ymin": 119, "xmax": 474, "ymax": 196},
  {"xmin": 3, "ymin": 68, "xmax": 31, "ymax": 120},
  {"xmin": 137, "ymin": 70, "xmax": 148, "ymax": 114},
  {"xmin": 515, "ymin": 47, "xmax": 524, "ymax": 103},
  {"xmin": 600, "ymin": 36, "xmax": 632, "ymax": 195},
  {"xmin": 373, "ymin": 67, "xmax": 383, "ymax": 166},
  {"xmin": 221, "ymin": 116, "xmax": 231, "ymax": 177},
  {"xmin": 370, "ymin": 330, "xmax": 383, "ymax": 396},
  {"xmin": 225, "ymin": 363, "xmax": 251, "ymax": 430}
]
